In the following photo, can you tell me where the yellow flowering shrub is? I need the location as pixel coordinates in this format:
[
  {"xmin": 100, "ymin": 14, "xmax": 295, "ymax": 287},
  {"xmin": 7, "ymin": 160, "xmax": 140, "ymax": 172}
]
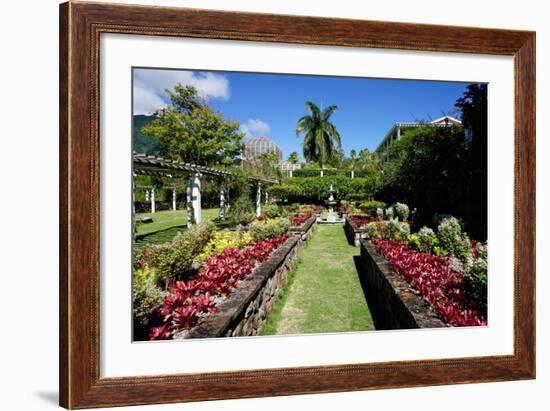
[{"xmin": 196, "ymin": 230, "xmax": 253, "ymax": 263}]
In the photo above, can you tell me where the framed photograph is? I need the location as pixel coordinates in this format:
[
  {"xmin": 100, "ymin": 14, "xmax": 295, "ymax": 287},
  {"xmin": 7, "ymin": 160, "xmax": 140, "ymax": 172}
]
[{"xmin": 59, "ymin": 1, "xmax": 535, "ymax": 408}]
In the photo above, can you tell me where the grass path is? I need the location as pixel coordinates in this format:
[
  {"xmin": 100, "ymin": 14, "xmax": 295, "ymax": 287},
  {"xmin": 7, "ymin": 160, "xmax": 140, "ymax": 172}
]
[
  {"xmin": 135, "ymin": 208, "xmax": 218, "ymax": 248},
  {"xmin": 261, "ymin": 224, "xmax": 374, "ymax": 335}
]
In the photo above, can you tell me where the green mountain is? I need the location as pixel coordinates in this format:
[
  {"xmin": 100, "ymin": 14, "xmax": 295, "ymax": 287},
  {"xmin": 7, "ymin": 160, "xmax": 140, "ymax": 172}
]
[{"xmin": 133, "ymin": 115, "xmax": 160, "ymax": 155}]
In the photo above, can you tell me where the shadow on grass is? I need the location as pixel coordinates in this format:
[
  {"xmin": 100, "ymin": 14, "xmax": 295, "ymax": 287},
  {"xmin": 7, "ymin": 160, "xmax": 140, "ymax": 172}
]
[{"xmin": 353, "ymin": 255, "xmax": 381, "ymax": 330}]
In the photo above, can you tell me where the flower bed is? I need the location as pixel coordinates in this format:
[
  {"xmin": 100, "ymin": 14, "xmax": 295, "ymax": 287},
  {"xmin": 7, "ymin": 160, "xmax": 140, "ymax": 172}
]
[
  {"xmin": 370, "ymin": 238, "xmax": 486, "ymax": 327},
  {"xmin": 149, "ymin": 235, "xmax": 289, "ymax": 340},
  {"xmin": 348, "ymin": 214, "xmax": 373, "ymax": 228},
  {"xmin": 291, "ymin": 212, "xmax": 313, "ymax": 227},
  {"xmin": 344, "ymin": 214, "xmax": 372, "ymax": 246},
  {"xmin": 289, "ymin": 213, "xmax": 317, "ymax": 243}
]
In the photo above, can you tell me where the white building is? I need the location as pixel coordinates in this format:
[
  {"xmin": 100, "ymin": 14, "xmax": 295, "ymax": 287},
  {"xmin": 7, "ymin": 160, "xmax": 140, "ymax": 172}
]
[
  {"xmin": 244, "ymin": 136, "xmax": 283, "ymax": 161},
  {"xmin": 375, "ymin": 115, "xmax": 463, "ymax": 156},
  {"xmin": 279, "ymin": 160, "xmax": 302, "ymax": 177}
]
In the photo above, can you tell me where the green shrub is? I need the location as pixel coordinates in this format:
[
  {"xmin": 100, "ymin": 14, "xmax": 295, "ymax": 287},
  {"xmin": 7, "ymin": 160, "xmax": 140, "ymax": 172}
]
[
  {"xmin": 386, "ymin": 218, "xmax": 410, "ymax": 241},
  {"xmin": 238, "ymin": 212, "xmax": 256, "ymax": 226},
  {"xmin": 385, "ymin": 206, "xmax": 394, "ymax": 219},
  {"xmin": 149, "ymin": 223, "xmax": 213, "ymax": 284},
  {"xmin": 358, "ymin": 200, "xmax": 386, "ymax": 216},
  {"xmin": 346, "ymin": 193, "xmax": 366, "ymax": 202},
  {"xmin": 417, "ymin": 226, "xmax": 438, "ymax": 252},
  {"xmin": 228, "ymin": 195, "xmax": 254, "ymax": 219},
  {"xmin": 288, "ymin": 203, "xmax": 301, "ymax": 213},
  {"xmin": 407, "ymin": 233, "xmax": 421, "ymax": 250},
  {"xmin": 465, "ymin": 242, "xmax": 488, "ymax": 313},
  {"xmin": 395, "ymin": 202, "xmax": 410, "ymax": 221},
  {"xmin": 437, "ymin": 217, "xmax": 471, "ymax": 263},
  {"xmin": 133, "ymin": 266, "xmax": 165, "ymax": 329},
  {"xmin": 263, "ymin": 204, "xmax": 281, "ymax": 218},
  {"xmin": 365, "ymin": 222, "xmax": 381, "ymax": 239},
  {"xmin": 249, "ymin": 218, "xmax": 291, "ymax": 241}
]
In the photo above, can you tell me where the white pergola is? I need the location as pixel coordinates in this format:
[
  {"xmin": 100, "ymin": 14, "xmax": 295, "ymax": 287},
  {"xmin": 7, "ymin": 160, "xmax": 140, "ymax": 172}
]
[{"xmin": 133, "ymin": 153, "xmax": 275, "ymax": 227}]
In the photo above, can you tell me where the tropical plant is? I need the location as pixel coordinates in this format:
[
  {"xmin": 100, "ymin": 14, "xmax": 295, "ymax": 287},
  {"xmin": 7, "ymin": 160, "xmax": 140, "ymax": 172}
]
[
  {"xmin": 385, "ymin": 206, "xmax": 394, "ymax": 219},
  {"xmin": 287, "ymin": 151, "xmax": 300, "ymax": 164},
  {"xmin": 296, "ymin": 101, "xmax": 342, "ymax": 168},
  {"xmin": 372, "ymin": 238, "xmax": 486, "ymax": 327},
  {"xmin": 394, "ymin": 202, "xmax": 410, "ymax": 221},
  {"xmin": 417, "ymin": 226, "xmax": 438, "ymax": 253},
  {"xmin": 365, "ymin": 222, "xmax": 381, "ymax": 239},
  {"xmin": 464, "ymin": 242, "xmax": 488, "ymax": 314},
  {"xmin": 437, "ymin": 217, "xmax": 472, "ymax": 266},
  {"xmin": 150, "ymin": 236, "xmax": 288, "ymax": 339}
]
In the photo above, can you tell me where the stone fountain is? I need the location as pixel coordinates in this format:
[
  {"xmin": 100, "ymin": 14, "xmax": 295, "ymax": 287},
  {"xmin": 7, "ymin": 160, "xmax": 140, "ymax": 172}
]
[{"xmin": 325, "ymin": 184, "xmax": 338, "ymax": 223}]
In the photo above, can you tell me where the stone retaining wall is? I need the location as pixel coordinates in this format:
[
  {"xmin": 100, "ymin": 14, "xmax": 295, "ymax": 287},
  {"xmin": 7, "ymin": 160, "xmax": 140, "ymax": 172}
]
[
  {"xmin": 359, "ymin": 239, "xmax": 446, "ymax": 330},
  {"xmin": 185, "ymin": 236, "xmax": 301, "ymax": 338},
  {"xmin": 289, "ymin": 215, "xmax": 317, "ymax": 244},
  {"xmin": 344, "ymin": 215, "xmax": 367, "ymax": 246}
]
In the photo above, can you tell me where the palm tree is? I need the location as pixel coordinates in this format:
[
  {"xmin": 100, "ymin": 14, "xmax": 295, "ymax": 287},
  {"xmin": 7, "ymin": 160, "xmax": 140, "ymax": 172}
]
[{"xmin": 296, "ymin": 101, "xmax": 342, "ymax": 168}]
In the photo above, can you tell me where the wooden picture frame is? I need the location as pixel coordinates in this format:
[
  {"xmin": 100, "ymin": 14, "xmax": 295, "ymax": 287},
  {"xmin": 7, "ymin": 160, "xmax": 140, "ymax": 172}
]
[{"xmin": 59, "ymin": 1, "xmax": 535, "ymax": 408}]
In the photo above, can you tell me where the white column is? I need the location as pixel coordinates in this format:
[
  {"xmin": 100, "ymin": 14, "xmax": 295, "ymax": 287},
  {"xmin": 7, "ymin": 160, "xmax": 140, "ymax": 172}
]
[
  {"xmin": 289, "ymin": 169, "xmax": 293, "ymax": 178},
  {"xmin": 265, "ymin": 190, "xmax": 269, "ymax": 205},
  {"xmin": 186, "ymin": 178, "xmax": 193, "ymax": 227},
  {"xmin": 320, "ymin": 169, "xmax": 324, "ymax": 177},
  {"xmin": 219, "ymin": 182, "xmax": 226, "ymax": 220},
  {"xmin": 191, "ymin": 173, "xmax": 201, "ymax": 224},
  {"xmin": 151, "ymin": 187, "xmax": 156, "ymax": 214},
  {"xmin": 351, "ymin": 170, "xmax": 355, "ymax": 179},
  {"xmin": 172, "ymin": 189, "xmax": 177, "ymax": 211},
  {"xmin": 256, "ymin": 183, "xmax": 262, "ymax": 217}
]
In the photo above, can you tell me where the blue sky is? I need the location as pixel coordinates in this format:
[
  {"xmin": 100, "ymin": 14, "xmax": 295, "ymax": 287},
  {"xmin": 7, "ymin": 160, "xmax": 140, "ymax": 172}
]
[{"xmin": 133, "ymin": 68, "xmax": 471, "ymax": 159}]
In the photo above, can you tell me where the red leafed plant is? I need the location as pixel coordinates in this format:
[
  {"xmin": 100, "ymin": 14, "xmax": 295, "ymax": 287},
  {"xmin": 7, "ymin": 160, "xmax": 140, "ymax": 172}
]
[
  {"xmin": 371, "ymin": 238, "xmax": 486, "ymax": 327},
  {"xmin": 349, "ymin": 214, "xmax": 372, "ymax": 228},
  {"xmin": 291, "ymin": 213, "xmax": 312, "ymax": 227},
  {"xmin": 150, "ymin": 235, "xmax": 288, "ymax": 340}
]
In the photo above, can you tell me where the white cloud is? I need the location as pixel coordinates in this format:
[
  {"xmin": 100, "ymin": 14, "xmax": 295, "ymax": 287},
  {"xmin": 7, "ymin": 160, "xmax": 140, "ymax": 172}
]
[
  {"xmin": 133, "ymin": 68, "xmax": 230, "ymax": 115},
  {"xmin": 240, "ymin": 118, "xmax": 271, "ymax": 138}
]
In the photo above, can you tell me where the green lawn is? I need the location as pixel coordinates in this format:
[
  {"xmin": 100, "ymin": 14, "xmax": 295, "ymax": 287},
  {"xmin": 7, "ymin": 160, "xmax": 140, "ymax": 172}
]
[
  {"xmin": 261, "ymin": 224, "xmax": 374, "ymax": 335},
  {"xmin": 135, "ymin": 208, "xmax": 219, "ymax": 248}
]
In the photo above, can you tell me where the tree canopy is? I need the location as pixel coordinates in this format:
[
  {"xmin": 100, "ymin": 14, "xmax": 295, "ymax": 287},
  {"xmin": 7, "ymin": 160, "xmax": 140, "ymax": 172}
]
[
  {"xmin": 296, "ymin": 101, "xmax": 342, "ymax": 168},
  {"xmin": 287, "ymin": 151, "xmax": 300, "ymax": 164},
  {"xmin": 141, "ymin": 85, "xmax": 245, "ymax": 166}
]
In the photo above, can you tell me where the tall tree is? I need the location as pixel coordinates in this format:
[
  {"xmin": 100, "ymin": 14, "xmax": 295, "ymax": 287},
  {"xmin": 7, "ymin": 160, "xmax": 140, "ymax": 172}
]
[
  {"xmin": 141, "ymin": 85, "xmax": 244, "ymax": 166},
  {"xmin": 454, "ymin": 83, "xmax": 488, "ymax": 240},
  {"xmin": 296, "ymin": 101, "xmax": 342, "ymax": 168},
  {"xmin": 287, "ymin": 151, "xmax": 300, "ymax": 164}
]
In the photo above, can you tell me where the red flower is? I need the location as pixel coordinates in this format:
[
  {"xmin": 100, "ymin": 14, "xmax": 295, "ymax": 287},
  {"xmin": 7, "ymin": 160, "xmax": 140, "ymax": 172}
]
[
  {"xmin": 349, "ymin": 214, "xmax": 372, "ymax": 228},
  {"xmin": 150, "ymin": 235, "xmax": 288, "ymax": 339},
  {"xmin": 371, "ymin": 238, "xmax": 486, "ymax": 327},
  {"xmin": 149, "ymin": 324, "xmax": 171, "ymax": 340},
  {"xmin": 292, "ymin": 213, "xmax": 312, "ymax": 227}
]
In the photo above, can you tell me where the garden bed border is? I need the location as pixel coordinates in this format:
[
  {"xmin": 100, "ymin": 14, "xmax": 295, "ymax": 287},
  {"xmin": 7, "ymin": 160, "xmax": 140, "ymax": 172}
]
[
  {"xmin": 184, "ymin": 235, "xmax": 301, "ymax": 338},
  {"xmin": 359, "ymin": 238, "xmax": 446, "ymax": 329},
  {"xmin": 344, "ymin": 214, "xmax": 367, "ymax": 246},
  {"xmin": 289, "ymin": 214, "xmax": 317, "ymax": 243}
]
